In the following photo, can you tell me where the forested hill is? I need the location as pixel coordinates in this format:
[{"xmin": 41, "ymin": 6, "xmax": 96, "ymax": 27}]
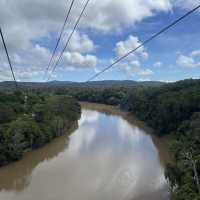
[{"xmin": 0, "ymin": 80, "xmax": 164, "ymax": 89}]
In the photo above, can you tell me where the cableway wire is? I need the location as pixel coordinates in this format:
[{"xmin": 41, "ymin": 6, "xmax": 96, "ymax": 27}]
[
  {"xmin": 0, "ymin": 27, "xmax": 18, "ymax": 89},
  {"xmin": 44, "ymin": 0, "xmax": 76, "ymax": 79},
  {"xmin": 47, "ymin": 0, "xmax": 91, "ymax": 81}
]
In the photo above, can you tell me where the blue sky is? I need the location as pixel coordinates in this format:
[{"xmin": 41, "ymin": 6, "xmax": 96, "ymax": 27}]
[{"xmin": 0, "ymin": 0, "xmax": 200, "ymax": 82}]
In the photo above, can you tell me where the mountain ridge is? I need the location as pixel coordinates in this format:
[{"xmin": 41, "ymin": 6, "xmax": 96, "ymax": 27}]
[{"xmin": 0, "ymin": 80, "xmax": 165, "ymax": 89}]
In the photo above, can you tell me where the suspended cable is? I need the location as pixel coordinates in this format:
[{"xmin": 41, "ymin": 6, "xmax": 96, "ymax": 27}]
[
  {"xmin": 0, "ymin": 27, "xmax": 18, "ymax": 89},
  {"xmin": 47, "ymin": 0, "xmax": 91, "ymax": 81},
  {"xmin": 86, "ymin": 4, "xmax": 200, "ymax": 82},
  {"xmin": 44, "ymin": 0, "xmax": 76, "ymax": 78}
]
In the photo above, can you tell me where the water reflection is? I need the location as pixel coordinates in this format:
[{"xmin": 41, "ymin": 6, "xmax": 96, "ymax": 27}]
[
  {"xmin": 0, "ymin": 128, "xmax": 75, "ymax": 192},
  {"xmin": 0, "ymin": 105, "xmax": 169, "ymax": 200}
]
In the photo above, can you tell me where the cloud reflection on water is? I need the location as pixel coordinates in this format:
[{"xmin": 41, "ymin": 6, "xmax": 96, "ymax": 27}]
[{"xmin": 0, "ymin": 108, "xmax": 169, "ymax": 200}]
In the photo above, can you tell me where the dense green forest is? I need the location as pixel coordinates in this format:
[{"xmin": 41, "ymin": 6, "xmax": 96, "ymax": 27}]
[{"xmin": 0, "ymin": 91, "xmax": 80, "ymax": 166}]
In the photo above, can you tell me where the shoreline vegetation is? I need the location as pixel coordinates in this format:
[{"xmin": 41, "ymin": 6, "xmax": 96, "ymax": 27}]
[{"xmin": 0, "ymin": 91, "xmax": 81, "ymax": 167}]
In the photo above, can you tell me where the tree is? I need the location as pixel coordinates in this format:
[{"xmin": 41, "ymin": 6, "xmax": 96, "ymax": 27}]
[
  {"xmin": 0, "ymin": 104, "xmax": 16, "ymax": 124},
  {"xmin": 165, "ymin": 163, "xmax": 181, "ymax": 193},
  {"xmin": 7, "ymin": 116, "xmax": 41, "ymax": 150}
]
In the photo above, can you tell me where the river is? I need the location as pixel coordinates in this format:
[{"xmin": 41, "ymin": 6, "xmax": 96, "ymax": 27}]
[{"xmin": 0, "ymin": 103, "xmax": 169, "ymax": 200}]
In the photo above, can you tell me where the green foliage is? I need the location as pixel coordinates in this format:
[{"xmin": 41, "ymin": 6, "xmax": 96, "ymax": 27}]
[
  {"xmin": 165, "ymin": 163, "xmax": 182, "ymax": 192},
  {"xmin": 0, "ymin": 104, "xmax": 16, "ymax": 124},
  {"xmin": 122, "ymin": 80, "xmax": 200, "ymax": 135},
  {"xmin": 0, "ymin": 91, "xmax": 80, "ymax": 167},
  {"xmin": 46, "ymin": 95, "xmax": 80, "ymax": 121},
  {"xmin": 0, "ymin": 126, "xmax": 8, "ymax": 165},
  {"xmin": 69, "ymin": 87, "xmax": 128, "ymax": 106},
  {"xmin": 6, "ymin": 126, "xmax": 25, "ymax": 161},
  {"xmin": 6, "ymin": 116, "xmax": 41, "ymax": 149},
  {"xmin": 33, "ymin": 103, "xmax": 46, "ymax": 123}
]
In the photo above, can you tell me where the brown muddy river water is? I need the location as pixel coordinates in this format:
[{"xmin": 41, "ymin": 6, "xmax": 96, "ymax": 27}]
[{"xmin": 0, "ymin": 103, "xmax": 169, "ymax": 200}]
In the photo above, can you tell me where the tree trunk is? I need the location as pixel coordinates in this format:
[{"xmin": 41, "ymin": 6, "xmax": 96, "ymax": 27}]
[{"xmin": 184, "ymin": 151, "xmax": 200, "ymax": 194}]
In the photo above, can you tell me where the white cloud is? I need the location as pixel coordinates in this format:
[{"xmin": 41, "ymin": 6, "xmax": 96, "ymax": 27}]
[
  {"xmin": 176, "ymin": 55, "xmax": 196, "ymax": 68},
  {"xmin": 0, "ymin": 63, "xmax": 13, "ymax": 81},
  {"xmin": 0, "ymin": 0, "xmax": 172, "ymax": 52},
  {"xmin": 128, "ymin": 62, "xmax": 154, "ymax": 77},
  {"xmin": 176, "ymin": 52, "xmax": 200, "ymax": 68},
  {"xmin": 84, "ymin": 0, "xmax": 172, "ymax": 32},
  {"xmin": 67, "ymin": 31, "xmax": 95, "ymax": 53},
  {"xmin": 158, "ymin": 79, "xmax": 176, "ymax": 83},
  {"xmin": 138, "ymin": 68, "xmax": 154, "ymax": 76},
  {"xmin": 190, "ymin": 50, "xmax": 200, "ymax": 57},
  {"xmin": 114, "ymin": 35, "xmax": 153, "ymax": 78},
  {"xmin": 63, "ymin": 52, "xmax": 97, "ymax": 69},
  {"xmin": 115, "ymin": 35, "xmax": 148, "ymax": 59},
  {"xmin": 130, "ymin": 60, "xmax": 141, "ymax": 68},
  {"xmin": 138, "ymin": 78, "xmax": 151, "ymax": 82},
  {"xmin": 0, "ymin": 44, "xmax": 51, "ymax": 81},
  {"xmin": 173, "ymin": 0, "xmax": 200, "ymax": 10},
  {"xmin": 0, "ymin": 37, "xmax": 97, "ymax": 82},
  {"xmin": 116, "ymin": 59, "xmax": 154, "ymax": 78},
  {"xmin": 154, "ymin": 61, "xmax": 162, "ymax": 68}
]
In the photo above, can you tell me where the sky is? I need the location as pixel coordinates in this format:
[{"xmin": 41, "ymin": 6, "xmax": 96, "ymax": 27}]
[{"xmin": 0, "ymin": 0, "xmax": 200, "ymax": 82}]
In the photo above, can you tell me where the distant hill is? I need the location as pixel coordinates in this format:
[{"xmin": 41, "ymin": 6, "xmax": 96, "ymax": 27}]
[
  {"xmin": 0, "ymin": 80, "xmax": 165, "ymax": 89},
  {"xmin": 3, "ymin": 79, "xmax": 200, "ymax": 90}
]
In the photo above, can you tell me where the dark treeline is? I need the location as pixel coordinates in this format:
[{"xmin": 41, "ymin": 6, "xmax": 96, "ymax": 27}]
[
  {"xmin": 122, "ymin": 79, "xmax": 200, "ymax": 134},
  {"xmin": 50, "ymin": 79, "xmax": 200, "ymax": 200},
  {"xmin": 0, "ymin": 91, "xmax": 81, "ymax": 167}
]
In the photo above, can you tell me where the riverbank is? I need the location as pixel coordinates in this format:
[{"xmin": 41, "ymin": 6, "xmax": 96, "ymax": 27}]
[
  {"xmin": 0, "ymin": 92, "xmax": 81, "ymax": 167},
  {"xmin": 81, "ymin": 102, "xmax": 154, "ymax": 135},
  {"xmin": 83, "ymin": 98, "xmax": 200, "ymax": 199},
  {"xmin": 81, "ymin": 102, "xmax": 172, "ymax": 164}
]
